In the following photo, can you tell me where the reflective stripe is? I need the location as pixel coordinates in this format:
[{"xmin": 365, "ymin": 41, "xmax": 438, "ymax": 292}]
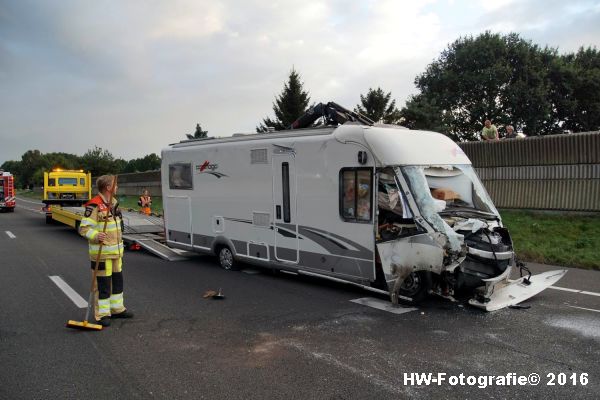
[
  {"xmin": 82, "ymin": 218, "xmax": 120, "ymax": 229},
  {"xmin": 80, "ymin": 218, "xmax": 96, "ymax": 227},
  {"xmin": 89, "ymin": 243, "xmax": 124, "ymax": 252},
  {"xmin": 110, "ymin": 293, "xmax": 124, "ymax": 306},
  {"xmin": 85, "ymin": 229, "xmax": 98, "ymax": 240},
  {"xmin": 89, "ymin": 243, "xmax": 124, "ymax": 256},
  {"xmin": 98, "ymin": 299, "xmax": 110, "ymax": 315}
]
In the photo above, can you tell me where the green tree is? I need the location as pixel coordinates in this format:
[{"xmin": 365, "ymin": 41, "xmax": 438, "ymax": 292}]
[
  {"xmin": 560, "ymin": 47, "xmax": 600, "ymax": 132},
  {"xmin": 355, "ymin": 87, "xmax": 401, "ymax": 124},
  {"xmin": 186, "ymin": 123, "xmax": 208, "ymax": 140},
  {"xmin": 122, "ymin": 153, "xmax": 161, "ymax": 173},
  {"xmin": 257, "ymin": 68, "xmax": 311, "ymax": 132},
  {"xmin": 404, "ymin": 32, "xmax": 562, "ymax": 140},
  {"xmin": 81, "ymin": 146, "xmax": 118, "ymax": 177},
  {"xmin": 0, "ymin": 160, "xmax": 22, "ymax": 188},
  {"xmin": 114, "ymin": 158, "xmax": 128, "ymax": 174},
  {"xmin": 19, "ymin": 150, "xmax": 45, "ymax": 188},
  {"xmin": 400, "ymin": 94, "xmax": 449, "ymax": 134},
  {"xmin": 44, "ymin": 152, "xmax": 81, "ymax": 171}
]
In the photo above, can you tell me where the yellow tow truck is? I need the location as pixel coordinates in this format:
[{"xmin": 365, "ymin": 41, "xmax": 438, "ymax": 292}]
[
  {"xmin": 43, "ymin": 169, "xmax": 92, "ymax": 226},
  {"xmin": 42, "ymin": 169, "xmax": 183, "ymax": 261}
]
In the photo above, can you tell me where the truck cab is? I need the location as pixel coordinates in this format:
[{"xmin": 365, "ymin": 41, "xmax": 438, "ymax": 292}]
[
  {"xmin": 0, "ymin": 170, "xmax": 16, "ymax": 212},
  {"xmin": 43, "ymin": 169, "xmax": 92, "ymax": 223}
]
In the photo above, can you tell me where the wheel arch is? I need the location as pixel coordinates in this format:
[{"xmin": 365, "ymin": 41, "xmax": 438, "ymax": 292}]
[{"xmin": 211, "ymin": 236, "xmax": 238, "ymax": 257}]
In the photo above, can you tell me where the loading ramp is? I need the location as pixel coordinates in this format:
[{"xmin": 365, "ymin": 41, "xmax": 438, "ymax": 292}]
[{"xmin": 47, "ymin": 205, "xmax": 189, "ymax": 262}]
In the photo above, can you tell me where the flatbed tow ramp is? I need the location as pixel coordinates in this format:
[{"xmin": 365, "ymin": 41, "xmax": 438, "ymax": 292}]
[{"xmin": 48, "ymin": 206, "xmax": 187, "ymax": 261}]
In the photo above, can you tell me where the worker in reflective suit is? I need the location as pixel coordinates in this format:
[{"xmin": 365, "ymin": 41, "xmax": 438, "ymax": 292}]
[{"xmin": 79, "ymin": 175, "xmax": 133, "ymax": 327}]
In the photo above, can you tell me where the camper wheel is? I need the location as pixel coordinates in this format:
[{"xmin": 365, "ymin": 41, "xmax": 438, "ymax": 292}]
[
  {"xmin": 217, "ymin": 246, "xmax": 238, "ymax": 271},
  {"xmin": 398, "ymin": 271, "xmax": 431, "ymax": 303}
]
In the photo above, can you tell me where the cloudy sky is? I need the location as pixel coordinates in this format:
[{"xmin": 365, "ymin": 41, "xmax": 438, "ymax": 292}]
[{"xmin": 1, "ymin": 0, "xmax": 598, "ymax": 163}]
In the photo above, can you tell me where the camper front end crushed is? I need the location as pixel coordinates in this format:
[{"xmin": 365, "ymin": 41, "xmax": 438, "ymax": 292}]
[{"xmin": 160, "ymin": 104, "xmax": 566, "ymax": 311}]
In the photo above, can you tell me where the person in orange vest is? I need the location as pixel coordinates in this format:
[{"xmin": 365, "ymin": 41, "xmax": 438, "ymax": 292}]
[
  {"xmin": 138, "ymin": 189, "xmax": 152, "ymax": 216},
  {"xmin": 79, "ymin": 175, "xmax": 133, "ymax": 327}
]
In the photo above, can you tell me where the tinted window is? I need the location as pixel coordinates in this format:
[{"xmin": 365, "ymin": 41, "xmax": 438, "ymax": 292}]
[
  {"xmin": 48, "ymin": 178, "xmax": 56, "ymax": 186},
  {"xmin": 80, "ymin": 178, "xmax": 85, "ymax": 186},
  {"xmin": 58, "ymin": 178, "xmax": 77, "ymax": 186},
  {"xmin": 282, "ymin": 162, "xmax": 290, "ymax": 223},
  {"xmin": 340, "ymin": 168, "xmax": 372, "ymax": 222},
  {"xmin": 169, "ymin": 163, "xmax": 193, "ymax": 190}
]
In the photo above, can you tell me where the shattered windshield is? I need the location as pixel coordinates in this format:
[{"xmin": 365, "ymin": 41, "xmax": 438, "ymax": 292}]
[{"xmin": 398, "ymin": 165, "xmax": 499, "ymax": 219}]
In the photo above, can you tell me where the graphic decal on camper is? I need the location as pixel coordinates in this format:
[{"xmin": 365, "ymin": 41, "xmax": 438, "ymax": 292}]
[
  {"xmin": 195, "ymin": 161, "xmax": 228, "ymax": 178},
  {"xmin": 222, "ymin": 217, "xmax": 373, "ymax": 260}
]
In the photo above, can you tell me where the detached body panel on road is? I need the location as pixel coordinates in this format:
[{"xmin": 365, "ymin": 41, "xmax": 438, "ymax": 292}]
[{"xmin": 161, "ymin": 123, "xmax": 565, "ymax": 309}]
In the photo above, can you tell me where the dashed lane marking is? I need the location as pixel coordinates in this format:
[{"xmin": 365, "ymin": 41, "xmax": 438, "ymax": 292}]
[
  {"xmin": 567, "ymin": 305, "xmax": 600, "ymax": 313},
  {"xmin": 49, "ymin": 276, "xmax": 88, "ymax": 308},
  {"xmin": 550, "ymin": 286, "xmax": 600, "ymax": 297},
  {"xmin": 350, "ymin": 297, "xmax": 417, "ymax": 315},
  {"xmin": 5, "ymin": 231, "xmax": 16, "ymax": 239}
]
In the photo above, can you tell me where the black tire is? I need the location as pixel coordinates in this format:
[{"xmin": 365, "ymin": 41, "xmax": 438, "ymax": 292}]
[
  {"xmin": 45, "ymin": 214, "xmax": 53, "ymax": 224},
  {"xmin": 217, "ymin": 246, "xmax": 238, "ymax": 271},
  {"xmin": 397, "ymin": 271, "xmax": 432, "ymax": 304}
]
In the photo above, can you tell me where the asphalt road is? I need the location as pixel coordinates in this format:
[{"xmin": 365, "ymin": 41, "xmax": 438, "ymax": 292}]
[{"xmin": 1, "ymin": 199, "xmax": 599, "ymax": 399}]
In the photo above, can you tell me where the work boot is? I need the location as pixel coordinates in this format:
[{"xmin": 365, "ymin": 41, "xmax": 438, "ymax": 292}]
[
  {"xmin": 111, "ymin": 310, "xmax": 134, "ymax": 319},
  {"xmin": 96, "ymin": 317, "xmax": 111, "ymax": 327}
]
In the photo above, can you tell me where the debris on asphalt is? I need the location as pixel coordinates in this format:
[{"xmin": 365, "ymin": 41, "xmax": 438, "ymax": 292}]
[
  {"xmin": 203, "ymin": 288, "xmax": 225, "ymax": 299},
  {"xmin": 508, "ymin": 304, "xmax": 531, "ymax": 310}
]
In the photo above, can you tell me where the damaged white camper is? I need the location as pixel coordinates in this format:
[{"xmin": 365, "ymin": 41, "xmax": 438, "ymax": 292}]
[{"xmin": 161, "ymin": 102, "xmax": 566, "ymax": 311}]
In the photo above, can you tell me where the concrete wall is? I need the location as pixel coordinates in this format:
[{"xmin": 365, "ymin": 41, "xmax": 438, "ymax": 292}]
[
  {"xmin": 116, "ymin": 170, "xmax": 161, "ymax": 197},
  {"xmin": 459, "ymin": 131, "xmax": 600, "ymax": 211}
]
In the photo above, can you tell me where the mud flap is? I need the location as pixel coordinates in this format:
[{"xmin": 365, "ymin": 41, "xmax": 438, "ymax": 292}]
[{"xmin": 469, "ymin": 269, "xmax": 568, "ymax": 311}]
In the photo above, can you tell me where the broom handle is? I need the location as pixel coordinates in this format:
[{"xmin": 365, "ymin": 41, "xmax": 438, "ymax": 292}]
[{"xmin": 84, "ymin": 176, "xmax": 118, "ymax": 323}]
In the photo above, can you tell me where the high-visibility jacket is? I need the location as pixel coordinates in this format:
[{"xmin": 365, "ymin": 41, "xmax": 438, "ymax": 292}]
[{"xmin": 79, "ymin": 194, "xmax": 124, "ymax": 261}]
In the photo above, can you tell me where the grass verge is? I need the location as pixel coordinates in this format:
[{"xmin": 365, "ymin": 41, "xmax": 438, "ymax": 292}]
[
  {"xmin": 15, "ymin": 191, "xmax": 163, "ymax": 215},
  {"xmin": 117, "ymin": 195, "xmax": 163, "ymax": 216},
  {"xmin": 500, "ymin": 210, "xmax": 600, "ymax": 270},
  {"xmin": 16, "ymin": 190, "xmax": 42, "ymax": 200}
]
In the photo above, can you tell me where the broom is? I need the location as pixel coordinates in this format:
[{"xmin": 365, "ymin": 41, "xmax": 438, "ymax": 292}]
[{"xmin": 67, "ymin": 176, "xmax": 118, "ymax": 331}]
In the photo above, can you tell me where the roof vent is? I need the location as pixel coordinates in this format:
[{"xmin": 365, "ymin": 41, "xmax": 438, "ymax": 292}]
[{"xmin": 251, "ymin": 149, "xmax": 268, "ymax": 164}]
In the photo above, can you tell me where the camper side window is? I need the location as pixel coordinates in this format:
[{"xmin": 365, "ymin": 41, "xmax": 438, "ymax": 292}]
[
  {"xmin": 340, "ymin": 168, "xmax": 372, "ymax": 222},
  {"xmin": 169, "ymin": 163, "xmax": 193, "ymax": 190}
]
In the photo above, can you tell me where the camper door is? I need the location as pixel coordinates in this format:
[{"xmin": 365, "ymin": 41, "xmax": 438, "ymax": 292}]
[{"xmin": 272, "ymin": 153, "xmax": 299, "ymax": 263}]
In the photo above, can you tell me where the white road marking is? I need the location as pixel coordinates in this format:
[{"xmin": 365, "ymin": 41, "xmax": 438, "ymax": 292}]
[
  {"xmin": 550, "ymin": 286, "xmax": 600, "ymax": 297},
  {"xmin": 567, "ymin": 305, "xmax": 600, "ymax": 313},
  {"xmin": 49, "ymin": 276, "xmax": 88, "ymax": 308},
  {"xmin": 350, "ymin": 297, "xmax": 417, "ymax": 315},
  {"xmin": 5, "ymin": 231, "xmax": 16, "ymax": 239},
  {"xmin": 14, "ymin": 197, "xmax": 43, "ymax": 205},
  {"xmin": 580, "ymin": 291, "xmax": 600, "ymax": 297}
]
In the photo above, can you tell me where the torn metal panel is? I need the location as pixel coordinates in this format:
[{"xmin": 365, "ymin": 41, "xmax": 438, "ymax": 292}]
[
  {"xmin": 469, "ymin": 269, "xmax": 568, "ymax": 311},
  {"xmin": 377, "ymin": 233, "xmax": 445, "ymax": 279}
]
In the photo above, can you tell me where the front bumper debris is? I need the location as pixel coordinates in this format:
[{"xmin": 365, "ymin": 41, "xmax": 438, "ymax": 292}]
[{"xmin": 469, "ymin": 268, "xmax": 568, "ymax": 311}]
